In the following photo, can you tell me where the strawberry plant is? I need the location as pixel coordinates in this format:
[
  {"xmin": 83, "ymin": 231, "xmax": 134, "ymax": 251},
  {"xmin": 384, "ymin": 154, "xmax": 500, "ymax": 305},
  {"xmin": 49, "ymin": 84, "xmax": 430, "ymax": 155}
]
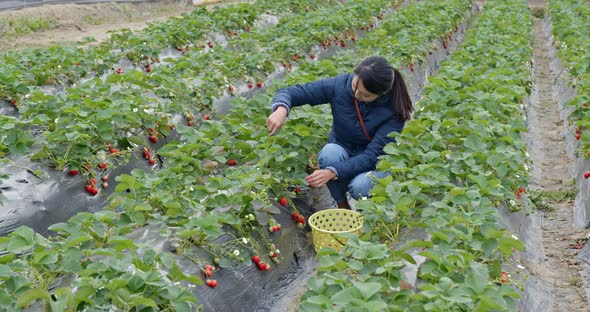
[{"xmin": 549, "ymin": 0, "xmax": 590, "ymax": 157}]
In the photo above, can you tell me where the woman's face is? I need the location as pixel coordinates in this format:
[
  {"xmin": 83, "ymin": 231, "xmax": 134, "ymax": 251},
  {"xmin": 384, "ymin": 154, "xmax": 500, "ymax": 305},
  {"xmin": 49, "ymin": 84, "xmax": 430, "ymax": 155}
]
[{"xmin": 353, "ymin": 76, "xmax": 381, "ymax": 102}]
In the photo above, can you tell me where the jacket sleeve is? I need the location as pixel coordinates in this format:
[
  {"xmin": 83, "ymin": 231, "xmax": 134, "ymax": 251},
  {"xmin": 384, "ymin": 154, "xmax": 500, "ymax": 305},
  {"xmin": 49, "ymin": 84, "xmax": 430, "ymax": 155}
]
[
  {"xmin": 271, "ymin": 76, "xmax": 339, "ymax": 115},
  {"xmin": 330, "ymin": 115, "xmax": 405, "ymax": 180}
]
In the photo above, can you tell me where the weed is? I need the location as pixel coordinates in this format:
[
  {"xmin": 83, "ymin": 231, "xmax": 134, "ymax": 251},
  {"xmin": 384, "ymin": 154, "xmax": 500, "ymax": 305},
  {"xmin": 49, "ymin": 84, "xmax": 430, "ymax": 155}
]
[
  {"xmin": 0, "ymin": 16, "xmax": 57, "ymax": 36},
  {"xmin": 529, "ymin": 187, "xmax": 577, "ymax": 211},
  {"xmin": 82, "ymin": 15, "xmax": 106, "ymax": 26}
]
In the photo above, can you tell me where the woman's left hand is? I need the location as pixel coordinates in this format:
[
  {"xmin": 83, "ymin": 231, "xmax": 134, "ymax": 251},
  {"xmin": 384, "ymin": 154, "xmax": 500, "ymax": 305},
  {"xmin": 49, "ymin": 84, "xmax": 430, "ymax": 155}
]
[{"xmin": 305, "ymin": 169, "xmax": 336, "ymax": 188}]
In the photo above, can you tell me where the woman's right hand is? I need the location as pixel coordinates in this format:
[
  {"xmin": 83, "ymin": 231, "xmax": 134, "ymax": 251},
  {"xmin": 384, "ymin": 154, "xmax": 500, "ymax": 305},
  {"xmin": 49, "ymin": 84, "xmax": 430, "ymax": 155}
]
[{"xmin": 266, "ymin": 106, "xmax": 288, "ymax": 136}]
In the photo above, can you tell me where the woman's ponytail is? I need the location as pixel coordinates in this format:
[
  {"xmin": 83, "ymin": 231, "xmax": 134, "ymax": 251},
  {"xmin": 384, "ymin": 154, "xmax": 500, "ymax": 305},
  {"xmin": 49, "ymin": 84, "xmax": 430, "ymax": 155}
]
[{"xmin": 392, "ymin": 68, "xmax": 413, "ymax": 121}]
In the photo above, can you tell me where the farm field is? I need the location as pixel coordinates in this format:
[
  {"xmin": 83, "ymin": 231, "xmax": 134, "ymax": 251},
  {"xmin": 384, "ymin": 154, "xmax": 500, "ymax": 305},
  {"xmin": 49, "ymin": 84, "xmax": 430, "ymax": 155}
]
[{"xmin": 0, "ymin": 0, "xmax": 589, "ymax": 311}]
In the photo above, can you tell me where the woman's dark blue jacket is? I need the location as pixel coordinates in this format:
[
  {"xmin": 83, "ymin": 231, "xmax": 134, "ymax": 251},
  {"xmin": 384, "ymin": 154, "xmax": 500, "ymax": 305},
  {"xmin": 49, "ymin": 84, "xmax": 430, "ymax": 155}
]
[{"xmin": 271, "ymin": 73, "xmax": 405, "ymax": 180}]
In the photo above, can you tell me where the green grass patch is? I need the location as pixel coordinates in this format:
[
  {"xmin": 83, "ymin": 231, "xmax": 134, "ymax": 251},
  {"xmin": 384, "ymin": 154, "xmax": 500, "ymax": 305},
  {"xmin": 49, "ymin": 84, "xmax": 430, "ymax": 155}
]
[
  {"xmin": 81, "ymin": 15, "xmax": 106, "ymax": 26},
  {"xmin": 0, "ymin": 15, "xmax": 58, "ymax": 36},
  {"xmin": 529, "ymin": 187, "xmax": 577, "ymax": 211}
]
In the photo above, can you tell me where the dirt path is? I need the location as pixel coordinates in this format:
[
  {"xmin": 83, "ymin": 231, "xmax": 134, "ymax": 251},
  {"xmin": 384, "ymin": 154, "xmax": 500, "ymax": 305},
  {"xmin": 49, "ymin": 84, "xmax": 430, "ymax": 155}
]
[
  {"xmin": 0, "ymin": 1, "xmax": 196, "ymax": 51},
  {"xmin": 526, "ymin": 0, "xmax": 590, "ymax": 310}
]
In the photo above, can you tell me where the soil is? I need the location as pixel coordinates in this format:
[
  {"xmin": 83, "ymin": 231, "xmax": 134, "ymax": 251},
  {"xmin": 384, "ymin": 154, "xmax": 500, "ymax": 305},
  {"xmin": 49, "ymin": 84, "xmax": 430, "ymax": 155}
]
[
  {"xmin": 525, "ymin": 0, "xmax": 590, "ymax": 310},
  {"xmin": 0, "ymin": 0, "xmax": 198, "ymax": 51}
]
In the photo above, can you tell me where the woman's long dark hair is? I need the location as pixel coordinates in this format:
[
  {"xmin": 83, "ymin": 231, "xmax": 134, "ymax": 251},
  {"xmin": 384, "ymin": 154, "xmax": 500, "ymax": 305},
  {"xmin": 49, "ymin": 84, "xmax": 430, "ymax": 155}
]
[{"xmin": 353, "ymin": 56, "xmax": 413, "ymax": 121}]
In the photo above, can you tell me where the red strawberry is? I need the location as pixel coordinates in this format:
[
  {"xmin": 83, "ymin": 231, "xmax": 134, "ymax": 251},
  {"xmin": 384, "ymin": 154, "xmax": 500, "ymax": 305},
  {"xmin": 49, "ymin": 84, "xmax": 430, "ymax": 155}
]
[
  {"xmin": 149, "ymin": 135, "xmax": 158, "ymax": 143},
  {"xmin": 204, "ymin": 270, "xmax": 212, "ymax": 278},
  {"xmin": 583, "ymin": 102, "xmax": 588, "ymax": 107},
  {"xmin": 85, "ymin": 185, "xmax": 94, "ymax": 193},
  {"xmin": 297, "ymin": 215, "xmax": 305, "ymax": 224},
  {"xmin": 410, "ymin": 63, "xmax": 415, "ymax": 72},
  {"xmin": 257, "ymin": 262, "xmax": 266, "ymax": 270},
  {"xmin": 310, "ymin": 54, "xmax": 316, "ymax": 60},
  {"xmin": 351, "ymin": 36, "xmax": 356, "ymax": 42},
  {"xmin": 145, "ymin": 67, "xmax": 152, "ymax": 73},
  {"xmin": 98, "ymin": 162, "xmax": 107, "ymax": 170},
  {"xmin": 279, "ymin": 197, "xmax": 288, "ymax": 206},
  {"xmin": 148, "ymin": 127, "xmax": 156, "ymax": 134},
  {"xmin": 252, "ymin": 255, "xmax": 261, "ymax": 264},
  {"xmin": 177, "ymin": 47, "xmax": 184, "ymax": 52},
  {"xmin": 10, "ymin": 99, "xmax": 16, "ymax": 105},
  {"xmin": 294, "ymin": 187, "xmax": 301, "ymax": 194},
  {"xmin": 429, "ymin": 50, "xmax": 433, "ymax": 55},
  {"xmin": 518, "ymin": 187, "xmax": 525, "ymax": 193},
  {"xmin": 248, "ymin": 83, "xmax": 254, "ymax": 89},
  {"xmin": 576, "ymin": 134, "xmax": 581, "ymax": 140},
  {"xmin": 206, "ymin": 279, "xmax": 217, "ymax": 288},
  {"xmin": 204, "ymin": 115, "xmax": 210, "ymax": 120},
  {"xmin": 91, "ymin": 188, "xmax": 98, "ymax": 196},
  {"xmin": 116, "ymin": 68, "xmax": 122, "ymax": 74},
  {"xmin": 576, "ymin": 128, "xmax": 581, "ymax": 134},
  {"xmin": 188, "ymin": 122, "xmax": 194, "ymax": 127},
  {"xmin": 292, "ymin": 213, "xmax": 299, "ymax": 220},
  {"xmin": 149, "ymin": 158, "xmax": 156, "ymax": 165},
  {"xmin": 500, "ymin": 272, "xmax": 508, "ymax": 283},
  {"xmin": 256, "ymin": 82, "xmax": 262, "ymax": 88},
  {"xmin": 228, "ymin": 85, "xmax": 234, "ymax": 92},
  {"xmin": 102, "ymin": 176, "xmax": 109, "ymax": 182},
  {"xmin": 89, "ymin": 178, "xmax": 97, "ymax": 185},
  {"xmin": 584, "ymin": 171, "xmax": 590, "ymax": 179},
  {"xmin": 70, "ymin": 170, "xmax": 79, "ymax": 176},
  {"xmin": 208, "ymin": 42, "xmax": 214, "ymax": 48},
  {"xmin": 227, "ymin": 159, "xmax": 237, "ymax": 166},
  {"xmin": 169, "ymin": 124, "xmax": 174, "ymax": 130},
  {"xmin": 369, "ymin": 23, "xmax": 375, "ymax": 28}
]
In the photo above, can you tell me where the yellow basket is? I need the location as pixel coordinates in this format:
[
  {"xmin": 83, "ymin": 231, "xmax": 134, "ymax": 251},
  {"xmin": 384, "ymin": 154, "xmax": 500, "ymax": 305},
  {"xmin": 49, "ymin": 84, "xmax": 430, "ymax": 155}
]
[{"xmin": 308, "ymin": 209, "xmax": 363, "ymax": 252}]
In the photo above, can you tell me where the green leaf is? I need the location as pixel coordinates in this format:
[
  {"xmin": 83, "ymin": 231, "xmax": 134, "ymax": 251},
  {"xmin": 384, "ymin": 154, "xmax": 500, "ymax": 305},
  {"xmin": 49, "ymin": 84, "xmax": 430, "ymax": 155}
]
[
  {"xmin": 17, "ymin": 288, "xmax": 51, "ymax": 308},
  {"xmin": 355, "ymin": 282, "xmax": 382, "ymax": 300},
  {"xmin": 331, "ymin": 287, "xmax": 362, "ymax": 305},
  {"xmin": 7, "ymin": 227, "xmax": 35, "ymax": 252},
  {"xmin": 465, "ymin": 262, "xmax": 488, "ymax": 293},
  {"xmin": 306, "ymin": 295, "xmax": 331, "ymax": 306}
]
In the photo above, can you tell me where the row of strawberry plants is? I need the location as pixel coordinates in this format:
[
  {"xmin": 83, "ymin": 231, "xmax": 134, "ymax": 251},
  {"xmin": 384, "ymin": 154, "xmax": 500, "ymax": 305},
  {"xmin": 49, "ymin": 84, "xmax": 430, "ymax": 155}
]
[
  {"xmin": 152, "ymin": 0, "xmax": 397, "ymax": 102},
  {"xmin": 0, "ymin": 0, "xmax": 476, "ymax": 309},
  {"xmin": 0, "ymin": 0, "xmax": 335, "ymax": 104},
  {"xmin": 295, "ymin": 0, "xmax": 533, "ymax": 310},
  {"xmin": 548, "ymin": 0, "xmax": 590, "ymax": 162}
]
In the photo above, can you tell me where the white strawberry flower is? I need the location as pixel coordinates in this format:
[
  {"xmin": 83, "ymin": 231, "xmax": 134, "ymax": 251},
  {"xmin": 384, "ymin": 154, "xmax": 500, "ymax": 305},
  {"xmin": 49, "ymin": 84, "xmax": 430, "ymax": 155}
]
[
  {"xmin": 133, "ymin": 108, "xmax": 138, "ymax": 112},
  {"xmin": 509, "ymin": 200, "xmax": 516, "ymax": 206},
  {"xmin": 517, "ymin": 264, "xmax": 525, "ymax": 269},
  {"xmin": 241, "ymin": 237, "xmax": 248, "ymax": 244},
  {"xmin": 511, "ymin": 234, "xmax": 519, "ymax": 240},
  {"xmin": 233, "ymin": 249, "xmax": 240, "ymax": 256}
]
